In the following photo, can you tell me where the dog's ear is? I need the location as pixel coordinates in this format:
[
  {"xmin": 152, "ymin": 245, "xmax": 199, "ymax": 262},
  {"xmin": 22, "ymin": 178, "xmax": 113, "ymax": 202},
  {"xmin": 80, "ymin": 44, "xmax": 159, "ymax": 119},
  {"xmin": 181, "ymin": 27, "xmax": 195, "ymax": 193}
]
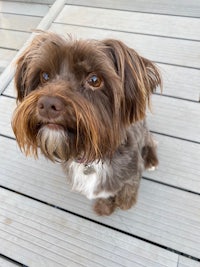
[
  {"xmin": 15, "ymin": 33, "xmax": 47, "ymax": 102},
  {"xmin": 15, "ymin": 48, "xmax": 31, "ymax": 102},
  {"xmin": 103, "ymin": 39, "xmax": 162, "ymax": 124}
]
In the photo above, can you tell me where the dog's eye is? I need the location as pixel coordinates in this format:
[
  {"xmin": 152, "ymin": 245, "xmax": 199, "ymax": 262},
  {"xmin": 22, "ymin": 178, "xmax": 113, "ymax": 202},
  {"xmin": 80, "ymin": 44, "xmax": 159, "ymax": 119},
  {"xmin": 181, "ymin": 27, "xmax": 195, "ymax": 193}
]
[
  {"xmin": 87, "ymin": 74, "xmax": 102, "ymax": 88},
  {"xmin": 41, "ymin": 72, "xmax": 50, "ymax": 83}
]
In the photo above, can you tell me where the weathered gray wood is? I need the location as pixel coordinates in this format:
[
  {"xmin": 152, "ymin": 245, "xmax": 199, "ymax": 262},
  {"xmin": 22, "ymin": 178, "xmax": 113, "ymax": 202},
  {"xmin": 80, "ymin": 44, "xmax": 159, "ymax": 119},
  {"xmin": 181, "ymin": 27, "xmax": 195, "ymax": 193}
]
[
  {"xmin": 0, "ymin": 96, "xmax": 16, "ymax": 137},
  {"xmin": 0, "ymin": 0, "xmax": 67, "ymax": 94},
  {"xmin": 178, "ymin": 257, "xmax": 200, "ymax": 267},
  {"xmin": 144, "ymin": 134, "xmax": 200, "ymax": 193},
  {"xmin": 66, "ymin": 0, "xmax": 200, "ymax": 17},
  {"xmin": 0, "ymin": 14, "xmax": 41, "ymax": 32},
  {"xmin": 149, "ymin": 95, "xmax": 200, "ymax": 142},
  {"xmin": 0, "ymin": 30, "xmax": 29, "ymax": 50},
  {"xmin": 0, "ymin": 1, "xmax": 49, "ymax": 16},
  {"xmin": 0, "ymin": 186, "xmax": 178, "ymax": 267},
  {"xmin": 5, "ymin": 0, "xmax": 55, "ymax": 3},
  {"xmin": 0, "ymin": 257, "xmax": 18, "ymax": 267},
  {"xmin": 159, "ymin": 64, "xmax": 200, "ymax": 102},
  {"xmin": 2, "ymin": 80, "xmax": 15, "ymax": 97},
  {"xmin": 0, "ymin": 136, "xmax": 199, "ymax": 259},
  {"xmin": 51, "ymin": 23, "xmax": 200, "ymax": 68},
  {"xmin": 0, "ymin": 49, "xmax": 17, "ymax": 74},
  {"xmin": 56, "ymin": 6, "xmax": 200, "ymax": 40}
]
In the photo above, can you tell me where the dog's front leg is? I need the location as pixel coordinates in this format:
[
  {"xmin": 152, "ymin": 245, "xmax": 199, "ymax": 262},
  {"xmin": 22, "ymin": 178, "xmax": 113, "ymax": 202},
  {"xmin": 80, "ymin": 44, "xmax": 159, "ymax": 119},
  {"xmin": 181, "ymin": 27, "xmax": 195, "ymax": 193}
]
[
  {"xmin": 115, "ymin": 182, "xmax": 139, "ymax": 211},
  {"xmin": 93, "ymin": 179, "xmax": 140, "ymax": 216},
  {"xmin": 93, "ymin": 196, "xmax": 116, "ymax": 216}
]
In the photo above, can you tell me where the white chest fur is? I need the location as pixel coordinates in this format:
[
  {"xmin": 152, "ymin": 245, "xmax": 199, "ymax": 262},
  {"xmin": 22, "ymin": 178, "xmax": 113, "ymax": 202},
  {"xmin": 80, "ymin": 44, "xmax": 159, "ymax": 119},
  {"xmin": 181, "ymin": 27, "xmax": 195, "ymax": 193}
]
[{"xmin": 67, "ymin": 161, "xmax": 114, "ymax": 199}]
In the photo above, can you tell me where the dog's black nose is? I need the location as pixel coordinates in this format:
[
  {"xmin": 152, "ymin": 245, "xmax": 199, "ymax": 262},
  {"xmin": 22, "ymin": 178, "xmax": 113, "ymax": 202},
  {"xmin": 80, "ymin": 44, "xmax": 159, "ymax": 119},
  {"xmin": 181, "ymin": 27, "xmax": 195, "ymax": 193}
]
[{"xmin": 37, "ymin": 96, "xmax": 65, "ymax": 119}]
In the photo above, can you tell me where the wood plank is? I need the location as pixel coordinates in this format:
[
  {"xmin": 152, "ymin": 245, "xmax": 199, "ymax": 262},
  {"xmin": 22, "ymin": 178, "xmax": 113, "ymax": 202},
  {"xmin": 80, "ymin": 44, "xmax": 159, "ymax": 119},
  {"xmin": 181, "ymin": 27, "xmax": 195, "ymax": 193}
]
[
  {"xmin": 0, "ymin": 257, "xmax": 18, "ymax": 267},
  {"xmin": 55, "ymin": 6, "xmax": 200, "ymax": 40},
  {"xmin": 0, "ymin": 1, "xmax": 49, "ymax": 16},
  {"xmin": 0, "ymin": 49, "xmax": 17, "ymax": 74},
  {"xmin": 149, "ymin": 95, "xmax": 200, "ymax": 142},
  {"xmin": 1, "ymin": 93, "xmax": 199, "ymax": 142},
  {"xmin": 178, "ymin": 256, "xmax": 200, "ymax": 267},
  {"xmin": 159, "ymin": 64, "xmax": 200, "ymax": 101},
  {"xmin": 0, "ymin": 187, "xmax": 178, "ymax": 267},
  {"xmin": 2, "ymin": 80, "xmax": 15, "ymax": 97},
  {"xmin": 143, "ymin": 134, "xmax": 200, "ymax": 193},
  {"xmin": 0, "ymin": 13, "xmax": 41, "ymax": 32},
  {"xmin": 50, "ymin": 23, "xmax": 200, "ymax": 68},
  {"xmin": 11, "ymin": 0, "xmax": 54, "ymax": 4},
  {"xmin": 66, "ymin": 0, "xmax": 200, "ymax": 18},
  {"xmin": 0, "ymin": 30, "xmax": 30, "ymax": 50},
  {"xmin": 0, "ymin": 136, "xmax": 199, "ymax": 259}
]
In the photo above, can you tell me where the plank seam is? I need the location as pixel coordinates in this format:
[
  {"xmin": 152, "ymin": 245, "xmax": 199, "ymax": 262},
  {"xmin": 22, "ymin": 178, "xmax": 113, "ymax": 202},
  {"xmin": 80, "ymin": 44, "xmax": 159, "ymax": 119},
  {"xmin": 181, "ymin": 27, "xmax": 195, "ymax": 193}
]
[
  {"xmin": 0, "ymin": 12, "xmax": 43, "ymax": 18},
  {"xmin": 0, "ymin": 184, "xmax": 200, "ymax": 263},
  {"xmin": 53, "ymin": 22, "xmax": 200, "ymax": 43},
  {"xmin": 65, "ymin": 3, "xmax": 200, "ymax": 19},
  {"xmin": 0, "ymin": 47, "xmax": 18, "ymax": 51},
  {"xmin": 142, "ymin": 177, "xmax": 200, "ymax": 196},
  {"xmin": 1, "ymin": 94, "xmax": 15, "ymax": 100},
  {"xmin": 154, "ymin": 93, "xmax": 200, "ymax": 103},
  {"xmin": 150, "ymin": 131, "xmax": 200, "ymax": 145},
  {"xmin": 0, "ymin": 28, "xmax": 32, "ymax": 34},
  {"xmin": 155, "ymin": 61, "xmax": 200, "ymax": 70},
  {"xmin": 0, "ymin": 254, "xmax": 28, "ymax": 267}
]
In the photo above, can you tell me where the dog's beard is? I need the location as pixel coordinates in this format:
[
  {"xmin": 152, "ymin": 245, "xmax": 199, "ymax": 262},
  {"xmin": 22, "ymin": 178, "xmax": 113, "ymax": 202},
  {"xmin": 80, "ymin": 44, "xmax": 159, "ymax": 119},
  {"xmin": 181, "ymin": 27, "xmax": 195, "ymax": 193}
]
[
  {"xmin": 37, "ymin": 126, "xmax": 70, "ymax": 162},
  {"xmin": 12, "ymin": 87, "xmax": 124, "ymax": 163}
]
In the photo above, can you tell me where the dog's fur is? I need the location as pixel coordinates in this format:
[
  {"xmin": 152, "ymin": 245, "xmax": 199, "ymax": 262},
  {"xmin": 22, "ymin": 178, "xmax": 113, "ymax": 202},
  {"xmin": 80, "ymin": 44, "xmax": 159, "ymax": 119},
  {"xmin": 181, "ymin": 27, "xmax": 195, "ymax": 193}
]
[{"xmin": 12, "ymin": 32, "xmax": 161, "ymax": 216}]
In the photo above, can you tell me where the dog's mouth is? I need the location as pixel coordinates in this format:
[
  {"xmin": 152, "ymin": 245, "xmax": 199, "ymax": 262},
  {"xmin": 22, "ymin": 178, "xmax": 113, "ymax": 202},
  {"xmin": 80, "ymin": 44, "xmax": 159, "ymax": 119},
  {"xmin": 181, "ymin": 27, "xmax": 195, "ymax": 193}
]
[
  {"xmin": 43, "ymin": 123, "xmax": 64, "ymax": 131},
  {"xmin": 36, "ymin": 122, "xmax": 76, "ymax": 136}
]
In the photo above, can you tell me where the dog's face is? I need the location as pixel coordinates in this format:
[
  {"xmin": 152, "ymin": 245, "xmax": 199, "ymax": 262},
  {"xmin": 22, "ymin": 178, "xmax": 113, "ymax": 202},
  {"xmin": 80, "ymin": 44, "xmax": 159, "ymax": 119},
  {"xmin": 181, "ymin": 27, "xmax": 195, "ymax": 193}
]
[{"xmin": 12, "ymin": 32, "xmax": 161, "ymax": 163}]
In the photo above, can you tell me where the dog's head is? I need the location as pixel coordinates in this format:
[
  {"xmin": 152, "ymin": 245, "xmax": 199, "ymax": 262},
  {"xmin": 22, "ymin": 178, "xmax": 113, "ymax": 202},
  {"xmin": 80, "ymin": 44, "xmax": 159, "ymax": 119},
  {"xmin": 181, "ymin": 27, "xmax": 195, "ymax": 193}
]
[{"xmin": 12, "ymin": 32, "xmax": 161, "ymax": 162}]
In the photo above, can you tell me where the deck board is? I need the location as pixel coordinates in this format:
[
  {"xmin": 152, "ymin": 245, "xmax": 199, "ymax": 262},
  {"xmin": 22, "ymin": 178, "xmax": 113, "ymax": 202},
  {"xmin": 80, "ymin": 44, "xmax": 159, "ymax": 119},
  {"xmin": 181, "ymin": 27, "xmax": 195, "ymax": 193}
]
[
  {"xmin": 0, "ymin": 49, "xmax": 17, "ymax": 75},
  {"xmin": 0, "ymin": 187, "xmax": 178, "ymax": 267},
  {"xmin": 144, "ymin": 134, "xmax": 200, "ymax": 193},
  {"xmin": 0, "ymin": 136, "xmax": 199, "ymax": 259},
  {"xmin": 0, "ymin": 257, "xmax": 18, "ymax": 267},
  {"xmin": 66, "ymin": 0, "xmax": 200, "ymax": 17},
  {"xmin": 51, "ymin": 23, "xmax": 200, "ymax": 68},
  {"xmin": 56, "ymin": 6, "xmax": 200, "ymax": 40},
  {"xmin": 178, "ymin": 257, "xmax": 200, "ymax": 267},
  {"xmin": 0, "ymin": 13, "xmax": 41, "ymax": 32},
  {"xmin": 0, "ymin": 30, "xmax": 30, "ymax": 50},
  {"xmin": 0, "ymin": 1, "xmax": 49, "ymax": 16}
]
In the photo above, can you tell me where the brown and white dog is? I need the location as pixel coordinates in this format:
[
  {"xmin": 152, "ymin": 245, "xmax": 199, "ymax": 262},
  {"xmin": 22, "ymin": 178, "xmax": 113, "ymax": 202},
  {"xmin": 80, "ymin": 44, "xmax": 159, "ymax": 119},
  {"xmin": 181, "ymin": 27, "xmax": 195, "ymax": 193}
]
[{"xmin": 12, "ymin": 31, "xmax": 161, "ymax": 216}]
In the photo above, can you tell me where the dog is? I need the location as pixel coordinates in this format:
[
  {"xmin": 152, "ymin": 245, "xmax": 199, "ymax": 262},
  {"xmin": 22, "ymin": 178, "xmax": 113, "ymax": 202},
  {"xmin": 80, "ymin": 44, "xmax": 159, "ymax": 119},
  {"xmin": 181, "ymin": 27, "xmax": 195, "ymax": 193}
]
[{"xmin": 12, "ymin": 31, "xmax": 161, "ymax": 216}]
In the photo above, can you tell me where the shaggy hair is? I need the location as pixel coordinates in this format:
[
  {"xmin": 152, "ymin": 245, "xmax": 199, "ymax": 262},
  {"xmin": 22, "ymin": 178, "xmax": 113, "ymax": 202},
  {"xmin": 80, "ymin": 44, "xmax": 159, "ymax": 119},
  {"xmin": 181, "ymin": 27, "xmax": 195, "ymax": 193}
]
[{"xmin": 12, "ymin": 32, "xmax": 161, "ymax": 215}]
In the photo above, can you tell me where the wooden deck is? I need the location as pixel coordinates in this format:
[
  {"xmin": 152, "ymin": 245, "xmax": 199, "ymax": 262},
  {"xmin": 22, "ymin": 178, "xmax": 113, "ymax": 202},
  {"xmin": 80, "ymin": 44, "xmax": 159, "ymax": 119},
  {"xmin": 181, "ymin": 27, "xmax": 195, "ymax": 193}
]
[{"xmin": 0, "ymin": 0, "xmax": 200, "ymax": 266}]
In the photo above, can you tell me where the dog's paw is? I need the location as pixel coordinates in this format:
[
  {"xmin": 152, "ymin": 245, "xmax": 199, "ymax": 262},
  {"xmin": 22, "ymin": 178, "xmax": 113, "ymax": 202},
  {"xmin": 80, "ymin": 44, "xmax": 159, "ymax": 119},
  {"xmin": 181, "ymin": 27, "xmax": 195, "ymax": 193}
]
[
  {"xmin": 93, "ymin": 197, "xmax": 116, "ymax": 216},
  {"xmin": 147, "ymin": 165, "xmax": 158, "ymax": 172}
]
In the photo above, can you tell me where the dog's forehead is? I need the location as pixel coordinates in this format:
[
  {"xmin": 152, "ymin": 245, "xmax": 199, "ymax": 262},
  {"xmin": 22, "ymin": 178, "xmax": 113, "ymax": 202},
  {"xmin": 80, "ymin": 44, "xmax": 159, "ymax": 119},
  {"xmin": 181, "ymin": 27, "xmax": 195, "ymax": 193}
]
[
  {"xmin": 67, "ymin": 40, "xmax": 106, "ymax": 64},
  {"xmin": 36, "ymin": 37, "xmax": 112, "ymax": 79},
  {"xmin": 59, "ymin": 40, "xmax": 109, "ymax": 74}
]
